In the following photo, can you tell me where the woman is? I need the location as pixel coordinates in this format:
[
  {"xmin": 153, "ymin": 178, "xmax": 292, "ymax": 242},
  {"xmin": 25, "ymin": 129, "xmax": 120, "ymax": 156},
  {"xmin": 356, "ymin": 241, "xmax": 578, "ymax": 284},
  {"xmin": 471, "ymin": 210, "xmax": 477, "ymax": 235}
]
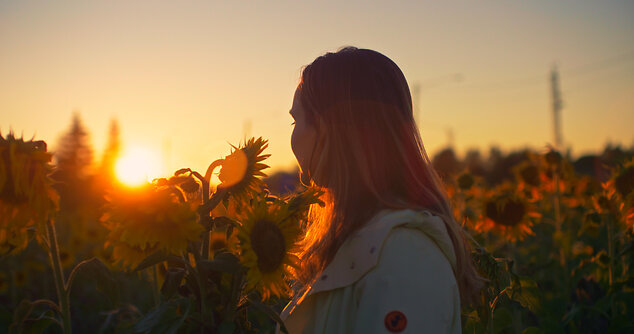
[{"xmin": 283, "ymin": 47, "xmax": 483, "ymax": 333}]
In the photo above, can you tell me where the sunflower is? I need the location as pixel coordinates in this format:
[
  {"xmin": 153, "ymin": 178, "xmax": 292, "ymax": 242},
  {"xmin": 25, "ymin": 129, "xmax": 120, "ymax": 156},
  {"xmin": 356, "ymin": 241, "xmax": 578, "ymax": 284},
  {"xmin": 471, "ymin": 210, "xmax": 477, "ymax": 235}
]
[
  {"xmin": 218, "ymin": 137, "xmax": 270, "ymax": 201},
  {"xmin": 614, "ymin": 159, "xmax": 634, "ymax": 200},
  {"xmin": 111, "ymin": 241, "xmax": 158, "ymax": 270},
  {"xmin": 599, "ymin": 160, "xmax": 634, "ymax": 230},
  {"xmin": 0, "ymin": 132, "xmax": 58, "ymax": 254},
  {"xmin": 236, "ymin": 194, "xmax": 301, "ymax": 300},
  {"xmin": 457, "ymin": 172, "xmax": 475, "ymax": 191},
  {"xmin": 475, "ymin": 188, "xmax": 541, "ymax": 242},
  {"xmin": 283, "ymin": 186, "xmax": 325, "ymax": 225},
  {"xmin": 101, "ymin": 183, "xmax": 202, "ymax": 269}
]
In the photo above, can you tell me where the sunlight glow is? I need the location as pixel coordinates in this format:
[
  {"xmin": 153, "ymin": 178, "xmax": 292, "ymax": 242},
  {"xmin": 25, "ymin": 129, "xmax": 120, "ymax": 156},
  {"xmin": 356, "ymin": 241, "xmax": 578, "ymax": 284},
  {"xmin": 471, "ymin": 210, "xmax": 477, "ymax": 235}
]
[{"xmin": 115, "ymin": 147, "xmax": 163, "ymax": 186}]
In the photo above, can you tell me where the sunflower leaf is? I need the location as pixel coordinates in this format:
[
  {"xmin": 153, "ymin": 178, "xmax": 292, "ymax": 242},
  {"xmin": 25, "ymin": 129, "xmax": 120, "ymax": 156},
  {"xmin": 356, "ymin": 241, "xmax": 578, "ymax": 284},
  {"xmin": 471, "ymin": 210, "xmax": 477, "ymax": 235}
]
[
  {"xmin": 218, "ymin": 321, "xmax": 236, "ymax": 334},
  {"xmin": 9, "ymin": 299, "xmax": 35, "ymax": 334},
  {"xmin": 198, "ymin": 252, "xmax": 244, "ymax": 275},
  {"xmin": 134, "ymin": 250, "xmax": 169, "ymax": 272},
  {"xmin": 167, "ymin": 175, "xmax": 190, "ymax": 186},
  {"xmin": 247, "ymin": 297, "xmax": 289, "ymax": 334},
  {"xmin": 226, "ymin": 225, "xmax": 234, "ymax": 241},
  {"xmin": 511, "ymin": 279, "xmax": 540, "ymax": 313},
  {"xmin": 174, "ymin": 168, "xmax": 191, "ymax": 176},
  {"xmin": 134, "ymin": 298, "xmax": 190, "ymax": 334},
  {"xmin": 20, "ymin": 310, "xmax": 60, "ymax": 334},
  {"xmin": 161, "ymin": 268, "xmax": 186, "ymax": 300},
  {"xmin": 66, "ymin": 258, "xmax": 118, "ymax": 305},
  {"xmin": 213, "ymin": 216, "xmax": 239, "ymax": 229}
]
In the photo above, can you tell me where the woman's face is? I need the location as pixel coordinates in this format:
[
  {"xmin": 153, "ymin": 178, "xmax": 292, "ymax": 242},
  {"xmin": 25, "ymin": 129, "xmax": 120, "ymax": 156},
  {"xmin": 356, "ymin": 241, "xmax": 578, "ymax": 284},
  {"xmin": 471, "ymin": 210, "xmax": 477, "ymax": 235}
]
[{"xmin": 290, "ymin": 87, "xmax": 318, "ymax": 183}]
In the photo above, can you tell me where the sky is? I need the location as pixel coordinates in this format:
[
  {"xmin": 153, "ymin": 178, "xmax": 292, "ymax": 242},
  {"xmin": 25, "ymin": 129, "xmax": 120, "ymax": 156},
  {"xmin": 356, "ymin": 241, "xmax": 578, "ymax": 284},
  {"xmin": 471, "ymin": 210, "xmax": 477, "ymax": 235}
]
[{"xmin": 1, "ymin": 0, "xmax": 633, "ymax": 178}]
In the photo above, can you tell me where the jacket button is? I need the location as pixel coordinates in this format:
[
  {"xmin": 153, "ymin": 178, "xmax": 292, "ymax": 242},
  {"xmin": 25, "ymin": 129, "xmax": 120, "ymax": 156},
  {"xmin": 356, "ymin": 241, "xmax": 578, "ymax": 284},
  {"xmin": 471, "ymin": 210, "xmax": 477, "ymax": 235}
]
[
  {"xmin": 370, "ymin": 246, "xmax": 376, "ymax": 254},
  {"xmin": 321, "ymin": 274, "xmax": 328, "ymax": 280}
]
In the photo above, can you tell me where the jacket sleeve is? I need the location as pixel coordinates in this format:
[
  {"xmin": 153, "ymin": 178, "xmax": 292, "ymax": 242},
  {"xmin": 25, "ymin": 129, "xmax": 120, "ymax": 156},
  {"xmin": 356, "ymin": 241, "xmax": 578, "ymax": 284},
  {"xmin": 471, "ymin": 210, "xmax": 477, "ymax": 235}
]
[{"xmin": 351, "ymin": 227, "xmax": 461, "ymax": 334}]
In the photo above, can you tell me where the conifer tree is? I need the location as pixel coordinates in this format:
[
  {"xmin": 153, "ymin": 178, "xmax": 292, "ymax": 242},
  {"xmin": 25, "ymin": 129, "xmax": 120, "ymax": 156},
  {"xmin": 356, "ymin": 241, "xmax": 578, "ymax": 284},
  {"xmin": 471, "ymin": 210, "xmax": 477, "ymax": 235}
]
[
  {"xmin": 52, "ymin": 113, "xmax": 100, "ymax": 245},
  {"xmin": 100, "ymin": 119, "xmax": 121, "ymax": 183},
  {"xmin": 54, "ymin": 112, "xmax": 94, "ymax": 181}
]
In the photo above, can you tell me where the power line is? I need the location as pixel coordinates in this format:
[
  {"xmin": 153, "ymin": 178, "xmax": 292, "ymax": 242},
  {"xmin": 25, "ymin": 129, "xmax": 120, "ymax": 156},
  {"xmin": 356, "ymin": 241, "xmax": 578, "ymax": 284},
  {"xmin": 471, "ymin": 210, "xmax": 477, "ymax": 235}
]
[
  {"xmin": 459, "ymin": 50, "xmax": 634, "ymax": 93},
  {"xmin": 563, "ymin": 50, "xmax": 634, "ymax": 78}
]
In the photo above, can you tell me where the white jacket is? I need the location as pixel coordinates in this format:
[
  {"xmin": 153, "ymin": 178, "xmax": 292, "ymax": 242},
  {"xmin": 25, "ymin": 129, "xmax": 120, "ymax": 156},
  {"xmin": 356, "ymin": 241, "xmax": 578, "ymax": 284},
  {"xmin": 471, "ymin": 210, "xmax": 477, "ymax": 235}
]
[{"xmin": 278, "ymin": 209, "xmax": 462, "ymax": 333}]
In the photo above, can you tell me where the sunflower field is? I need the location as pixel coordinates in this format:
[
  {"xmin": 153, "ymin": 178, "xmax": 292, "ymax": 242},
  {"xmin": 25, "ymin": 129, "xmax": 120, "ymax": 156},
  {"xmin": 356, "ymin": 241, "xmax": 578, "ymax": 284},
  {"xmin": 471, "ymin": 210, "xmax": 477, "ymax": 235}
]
[{"xmin": 1, "ymin": 129, "xmax": 633, "ymax": 333}]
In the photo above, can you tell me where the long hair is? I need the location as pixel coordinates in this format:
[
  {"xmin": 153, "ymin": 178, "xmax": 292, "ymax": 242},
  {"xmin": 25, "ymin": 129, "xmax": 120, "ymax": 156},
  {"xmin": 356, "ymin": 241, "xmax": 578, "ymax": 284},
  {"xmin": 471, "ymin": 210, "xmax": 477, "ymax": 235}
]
[{"xmin": 295, "ymin": 47, "xmax": 483, "ymax": 305}]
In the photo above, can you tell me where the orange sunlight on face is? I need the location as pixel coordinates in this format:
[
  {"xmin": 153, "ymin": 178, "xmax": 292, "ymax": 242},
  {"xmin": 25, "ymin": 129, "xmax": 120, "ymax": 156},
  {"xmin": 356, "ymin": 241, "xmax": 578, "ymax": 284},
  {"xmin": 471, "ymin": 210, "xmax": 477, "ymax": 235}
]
[{"xmin": 115, "ymin": 147, "xmax": 164, "ymax": 187}]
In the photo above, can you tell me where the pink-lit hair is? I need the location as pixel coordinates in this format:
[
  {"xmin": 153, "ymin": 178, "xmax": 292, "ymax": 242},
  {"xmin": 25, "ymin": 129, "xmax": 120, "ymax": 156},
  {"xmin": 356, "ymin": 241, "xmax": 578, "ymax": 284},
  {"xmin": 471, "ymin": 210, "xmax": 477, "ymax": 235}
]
[{"xmin": 295, "ymin": 46, "xmax": 483, "ymax": 305}]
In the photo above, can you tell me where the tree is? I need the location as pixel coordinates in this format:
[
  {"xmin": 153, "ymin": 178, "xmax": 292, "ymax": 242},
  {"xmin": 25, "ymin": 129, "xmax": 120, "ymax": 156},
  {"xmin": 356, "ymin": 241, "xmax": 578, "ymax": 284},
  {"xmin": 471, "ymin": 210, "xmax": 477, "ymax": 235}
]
[
  {"xmin": 51, "ymin": 113, "xmax": 104, "ymax": 252},
  {"xmin": 432, "ymin": 148, "xmax": 462, "ymax": 180},
  {"xmin": 100, "ymin": 119, "xmax": 121, "ymax": 184},
  {"xmin": 54, "ymin": 112, "xmax": 94, "ymax": 181}
]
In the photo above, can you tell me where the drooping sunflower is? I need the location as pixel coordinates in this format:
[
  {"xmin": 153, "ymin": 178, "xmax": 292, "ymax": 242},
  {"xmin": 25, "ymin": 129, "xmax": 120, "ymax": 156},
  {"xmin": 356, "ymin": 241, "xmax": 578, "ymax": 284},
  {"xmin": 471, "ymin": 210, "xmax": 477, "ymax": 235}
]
[
  {"xmin": 475, "ymin": 188, "xmax": 541, "ymax": 242},
  {"xmin": 0, "ymin": 133, "xmax": 58, "ymax": 254},
  {"xmin": 236, "ymin": 194, "xmax": 302, "ymax": 300},
  {"xmin": 101, "ymin": 183, "xmax": 202, "ymax": 269},
  {"xmin": 218, "ymin": 137, "xmax": 270, "ymax": 201}
]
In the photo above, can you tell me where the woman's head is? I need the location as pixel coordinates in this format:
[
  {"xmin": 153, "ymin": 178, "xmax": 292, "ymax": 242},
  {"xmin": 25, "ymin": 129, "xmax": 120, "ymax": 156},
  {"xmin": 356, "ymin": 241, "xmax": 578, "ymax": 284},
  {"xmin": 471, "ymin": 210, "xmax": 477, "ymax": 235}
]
[
  {"xmin": 290, "ymin": 47, "xmax": 483, "ymax": 305},
  {"xmin": 291, "ymin": 47, "xmax": 415, "ymax": 191}
]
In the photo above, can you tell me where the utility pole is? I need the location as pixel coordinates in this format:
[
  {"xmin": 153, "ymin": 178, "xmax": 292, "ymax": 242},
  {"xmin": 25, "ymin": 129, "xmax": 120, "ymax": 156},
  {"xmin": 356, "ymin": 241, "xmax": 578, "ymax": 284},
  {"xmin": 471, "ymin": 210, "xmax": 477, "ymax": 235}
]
[
  {"xmin": 550, "ymin": 66, "xmax": 563, "ymax": 150},
  {"xmin": 550, "ymin": 65, "xmax": 564, "ymax": 267},
  {"xmin": 412, "ymin": 73, "xmax": 462, "ymax": 128}
]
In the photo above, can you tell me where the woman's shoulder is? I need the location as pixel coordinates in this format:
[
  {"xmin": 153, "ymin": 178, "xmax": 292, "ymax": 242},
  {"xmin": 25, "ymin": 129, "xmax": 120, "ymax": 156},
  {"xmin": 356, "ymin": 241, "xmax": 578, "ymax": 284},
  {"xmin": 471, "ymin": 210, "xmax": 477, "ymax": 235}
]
[
  {"xmin": 305, "ymin": 209, "xmax": 455, "ymax": 294},
  {"xmin": 374, "ymin": 226, "xmax": 457, "ymax": 281},
  {"xmin": 350, "ymin": 225, "xmax": 462, "ymax": 334}
]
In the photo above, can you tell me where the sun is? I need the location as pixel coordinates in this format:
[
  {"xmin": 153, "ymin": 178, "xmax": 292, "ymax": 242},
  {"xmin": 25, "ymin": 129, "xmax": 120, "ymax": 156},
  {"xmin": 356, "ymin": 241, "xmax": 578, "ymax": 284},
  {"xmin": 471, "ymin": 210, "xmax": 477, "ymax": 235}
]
[{"xmin": 115, "ymin": 147, "xmax": 163, "ymax": 186}]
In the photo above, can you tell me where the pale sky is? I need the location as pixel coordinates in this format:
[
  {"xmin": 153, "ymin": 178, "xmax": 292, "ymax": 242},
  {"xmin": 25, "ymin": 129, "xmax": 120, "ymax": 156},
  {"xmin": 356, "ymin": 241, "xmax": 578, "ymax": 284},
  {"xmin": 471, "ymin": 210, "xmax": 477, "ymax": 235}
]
[{"xmin": 1, "ymin": 0, "xmax": 633, "ymax": 178}]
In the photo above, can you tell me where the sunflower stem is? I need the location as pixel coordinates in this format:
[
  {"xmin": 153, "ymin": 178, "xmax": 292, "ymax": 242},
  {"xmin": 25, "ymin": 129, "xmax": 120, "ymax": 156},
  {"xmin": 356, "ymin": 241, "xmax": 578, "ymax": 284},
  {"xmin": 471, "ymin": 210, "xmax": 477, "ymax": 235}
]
[
  {"xmin": 200, "ymin": 189, "xmax": 228, "ymax": 259},
  {"xmin": 197, "ymin": 268, "xmax": 210, "ymax": 333},
  {"xmin": 606, "ymin": 213, "xmax": 614, "ymax": 287},
  {"xmin": 46, "ymin": 219, "xmax": 72, "ymax": 334},
  {"xmin": 553, "ymin": 170, "xmax": 565, "ymax": 267},
  {"xmin": 151, "ymin": 264, "xmax": 160, "ymax": 306},
  {"xmin": 199, "ymin": 170, "xmax": 211, "ymax": 260},
  {"xmin": 606, "ymin": 212, "xmax": 617, "ymax": 320},
  {"xmin": 225, "ymin": 271, "xmax": 244, "ymax": 322}
]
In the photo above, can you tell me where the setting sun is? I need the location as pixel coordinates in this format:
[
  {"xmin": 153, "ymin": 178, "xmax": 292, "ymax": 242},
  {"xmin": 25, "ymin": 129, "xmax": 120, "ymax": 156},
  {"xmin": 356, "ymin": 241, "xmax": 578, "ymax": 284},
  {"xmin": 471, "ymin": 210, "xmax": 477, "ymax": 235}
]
[{"xmin": 115, "ymin": 147, "xmax": 164, "ymax": 186}]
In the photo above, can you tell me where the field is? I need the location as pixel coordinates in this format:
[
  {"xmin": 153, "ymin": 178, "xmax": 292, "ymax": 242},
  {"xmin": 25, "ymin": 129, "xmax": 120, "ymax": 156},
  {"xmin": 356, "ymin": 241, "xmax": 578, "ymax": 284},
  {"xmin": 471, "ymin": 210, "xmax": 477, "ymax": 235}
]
[{"xmin": 1, "ymin": 130, "xmax": 633, "ymax": 333}]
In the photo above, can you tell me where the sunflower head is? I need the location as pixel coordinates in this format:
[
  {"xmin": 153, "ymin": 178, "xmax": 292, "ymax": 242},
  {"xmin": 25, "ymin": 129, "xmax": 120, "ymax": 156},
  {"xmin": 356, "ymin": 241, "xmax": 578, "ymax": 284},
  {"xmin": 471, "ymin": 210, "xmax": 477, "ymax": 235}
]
[
  {"xmin": 236, "ymin": 194, "xmax": 301, "ymax": 300},
  {"xmin": 0, "ymin": 132, "xmax": 58, "ymax": 254},
  {"xmin": 457, "ymin": 173, "xmax": 475, "ymax": 191},
  {"xmin": 218, "ymin": 137, "xmax": 270, "ymax": 201},
  {"xmin": 544, "ymin": 148, "xmax": 563, "ymax": 167},
  {"xmin": 101, "ymin": 183, "xmax": 202, "ymax": 269},
  {"xmin": 476, "ymin": 188, "xmax": 540, "ymax": 242},
  {"xmin": 613, "ymin": 159, "xmax": 634, "ymax": 199}
]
